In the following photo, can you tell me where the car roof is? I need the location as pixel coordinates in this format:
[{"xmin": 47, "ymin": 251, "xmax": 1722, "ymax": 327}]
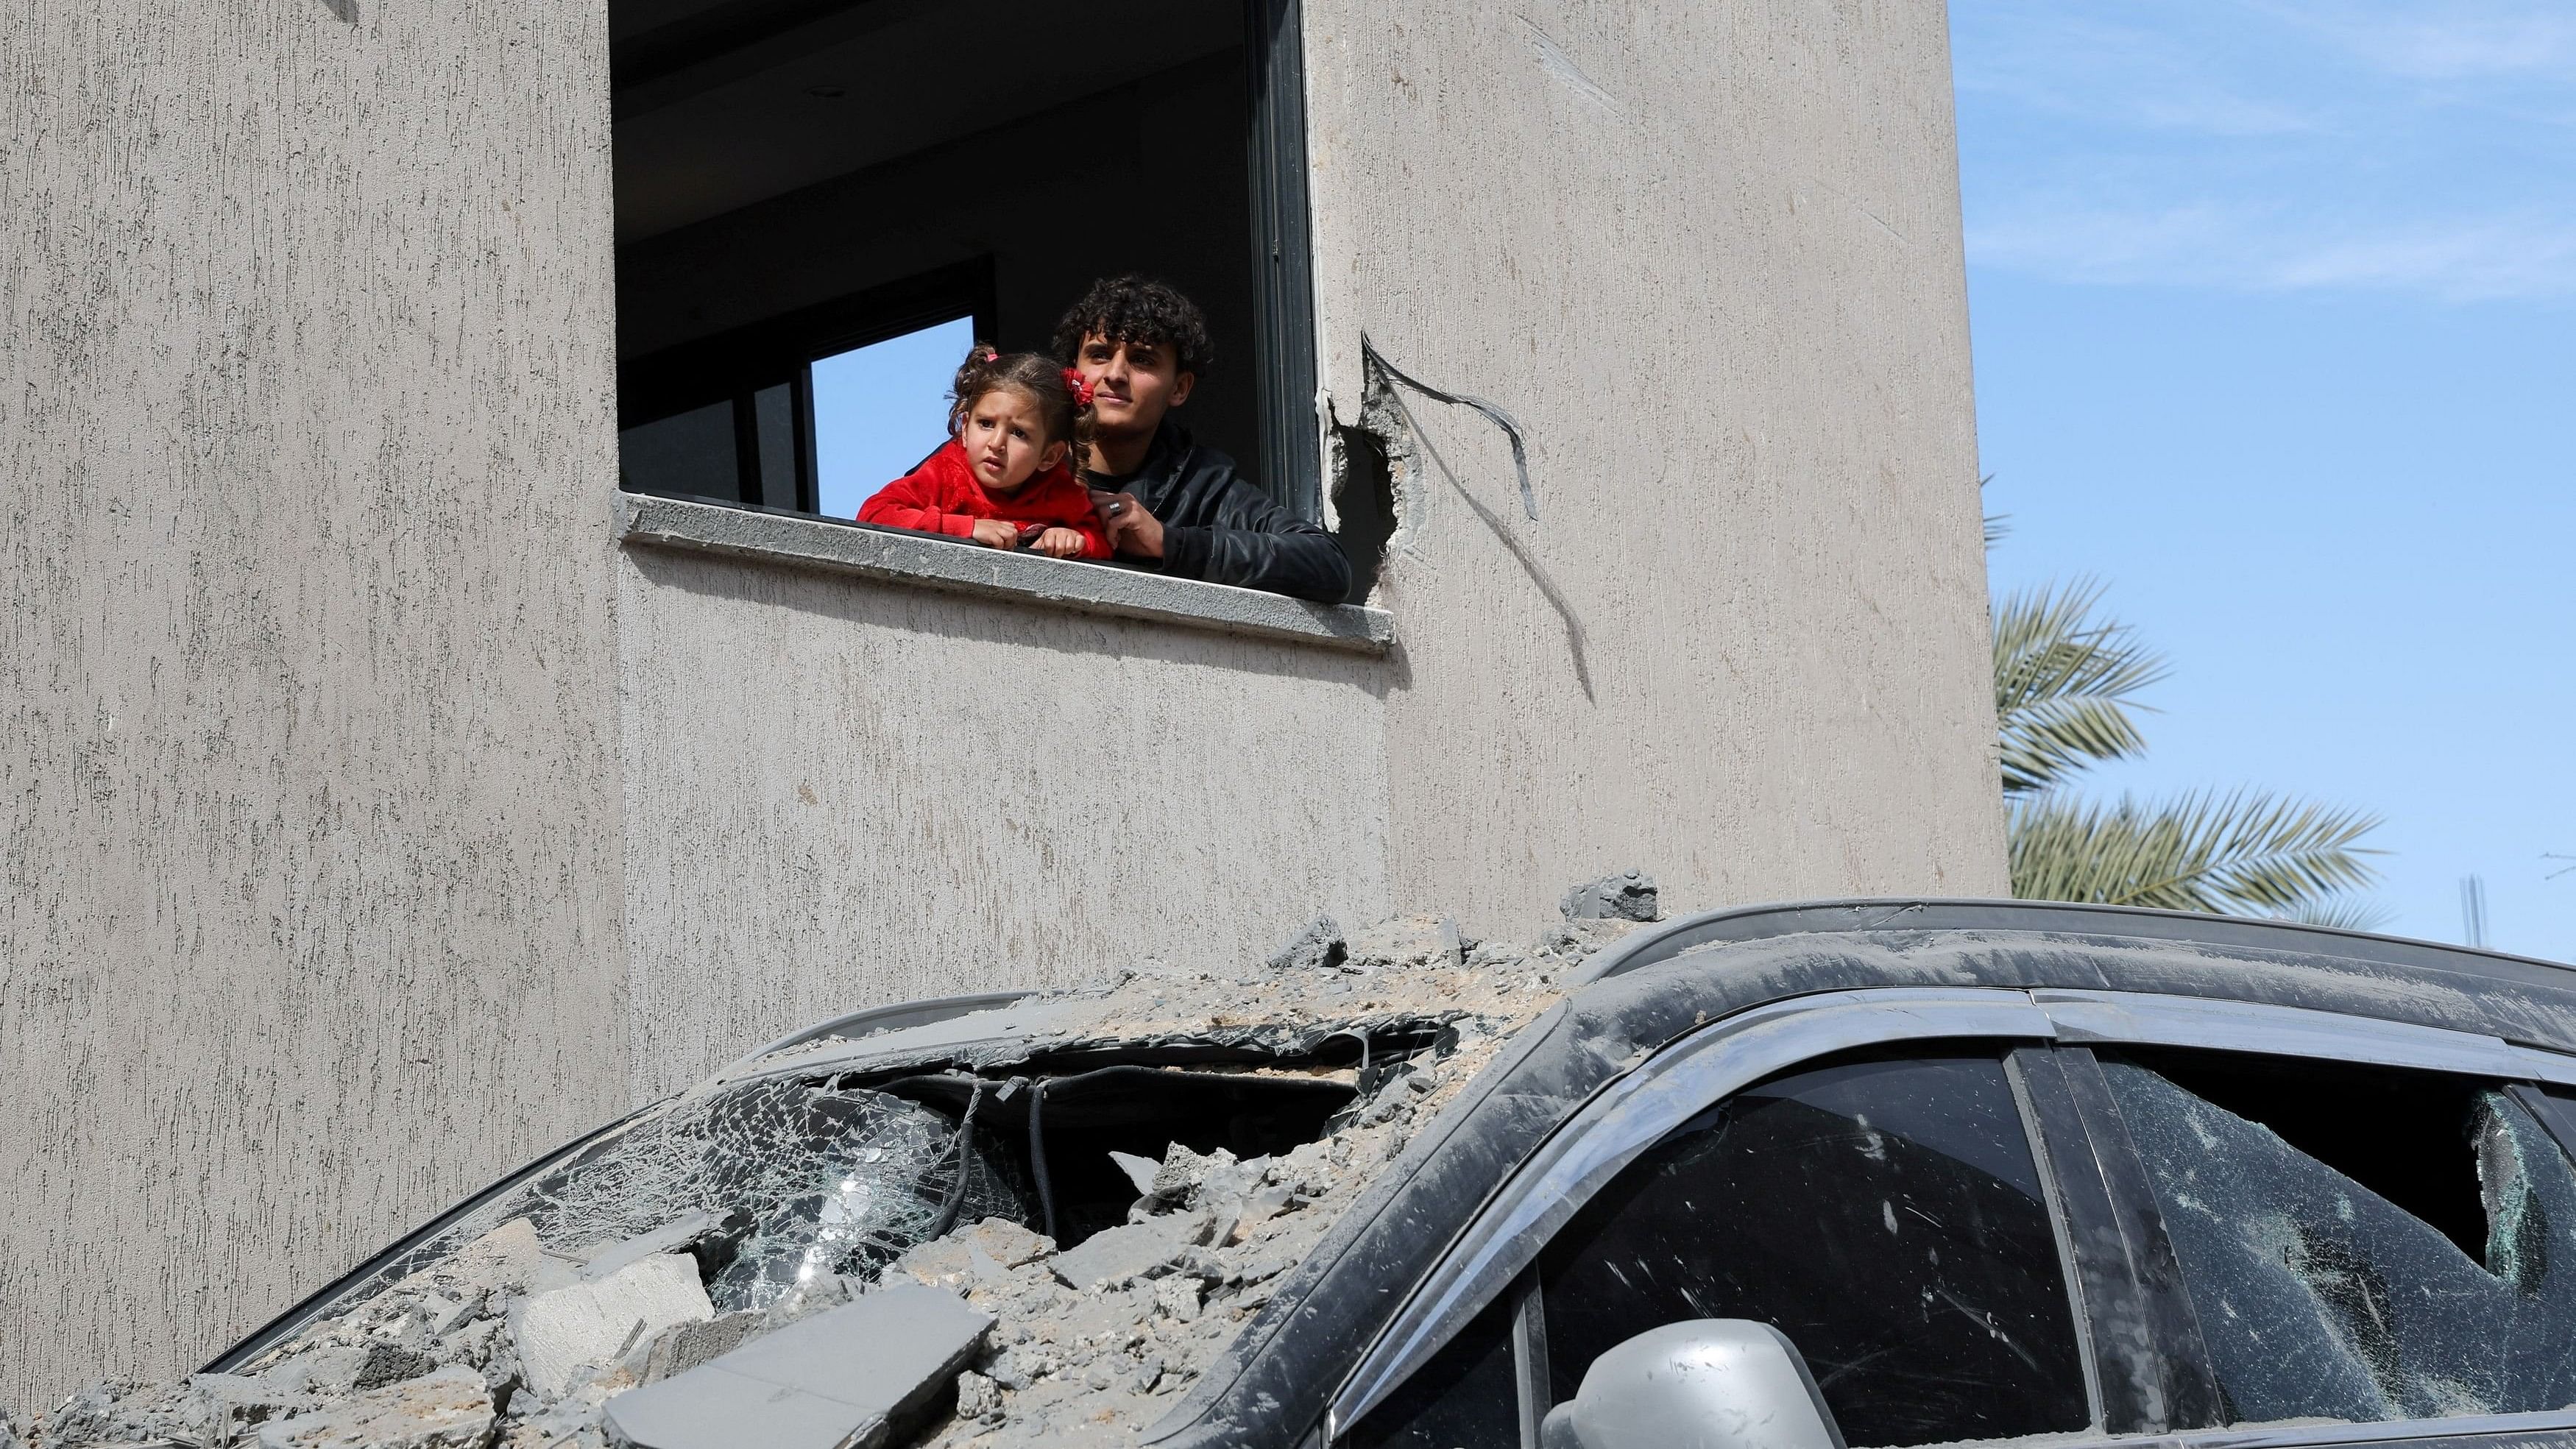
[{"xmin": 1142, "ymin": 898, "xmax": 2576, "ymax": 1449}]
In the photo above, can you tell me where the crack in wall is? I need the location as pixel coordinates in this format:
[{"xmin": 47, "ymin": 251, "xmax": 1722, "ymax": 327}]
[{"xmin": 1331, "ymin": 344, "xmax": 1594, "ymax": 699}]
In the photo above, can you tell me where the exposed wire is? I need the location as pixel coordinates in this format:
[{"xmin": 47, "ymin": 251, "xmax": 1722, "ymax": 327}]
[
  {"xmin": 921, "ymin": 1078, "xmax": 988, "ymax": 1241},
  {"xmin": 1361, "ymin": 333, "xmax": 1538, "ymax": 522},
  {"xmin": 1028, "ymin": 1077, "xmax": 1058, "ymax": 1244}
]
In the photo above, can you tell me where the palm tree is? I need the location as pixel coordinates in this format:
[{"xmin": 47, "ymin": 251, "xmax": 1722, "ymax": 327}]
[{"xmin": 1992, "ymin": 570, "xmax": 2386, "ymax": 924}]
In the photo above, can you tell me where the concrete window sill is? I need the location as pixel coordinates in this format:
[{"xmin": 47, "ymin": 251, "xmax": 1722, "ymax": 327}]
[{"xmin": 615, "ymin": 493, "xmax": 1393, "ymax": 655}]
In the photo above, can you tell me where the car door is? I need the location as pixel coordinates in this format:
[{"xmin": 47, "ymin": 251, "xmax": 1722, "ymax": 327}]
[
  {"xmin": 1339, "ymin": 1040, "xmax": 2097, "ymax": 1449},
  {"xmin": 1328, "ymin": 989, "xmax": 2576, "ymax": 1449}
]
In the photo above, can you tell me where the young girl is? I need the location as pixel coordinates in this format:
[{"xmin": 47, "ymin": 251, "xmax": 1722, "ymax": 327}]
[{"xmin": 857, "ymin": 347, "xmax": 1111, "ymax": 559}]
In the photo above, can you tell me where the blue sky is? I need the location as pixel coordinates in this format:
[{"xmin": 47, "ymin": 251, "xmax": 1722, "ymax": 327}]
[
  {"xmin": 812, "ymin": 316, "xmax": 977, "ymax": 519},
  {"xmin": 1952, "ymin": 1, "xmax": 2576, "ymax": 957}
]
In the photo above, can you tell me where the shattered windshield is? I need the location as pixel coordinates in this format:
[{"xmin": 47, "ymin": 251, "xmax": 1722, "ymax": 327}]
[
  {"xmin": 2101, "ymin": 1059, "xmax": 2576, "ymax": 1425},
  {"xmin": 516, "ymin": 1077, "xmax": 1029, "ymax": 1314}
]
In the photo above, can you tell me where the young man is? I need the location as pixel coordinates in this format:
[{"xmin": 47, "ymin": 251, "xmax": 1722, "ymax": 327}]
[{"xmin": 1055, "ymin": 277, "xmax": 1353, "ymax": 603}]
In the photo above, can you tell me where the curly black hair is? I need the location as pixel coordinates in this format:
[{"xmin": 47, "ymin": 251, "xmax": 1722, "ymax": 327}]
[{"xmin": 1051, "ymin": 275, "xmax": 1214, "ymax": 377}]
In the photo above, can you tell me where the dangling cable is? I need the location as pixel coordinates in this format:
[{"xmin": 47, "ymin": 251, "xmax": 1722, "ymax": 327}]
[
  {"xmin": 1028, "ymin": 1077, "xmax": 1058, "ymax": 1244},
  {"xmin": 1361, "ymin": 333, "xmax": 1538, "ymax": 522},
  {"xmin": 921, "ymin": 1078, "xmax": 988, "ymax": 1241}
]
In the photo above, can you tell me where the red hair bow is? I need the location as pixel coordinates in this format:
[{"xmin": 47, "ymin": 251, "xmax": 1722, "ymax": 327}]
[{"xmin": 1061, "ymin": 367, "xmax": 1095, "ymax": 406}]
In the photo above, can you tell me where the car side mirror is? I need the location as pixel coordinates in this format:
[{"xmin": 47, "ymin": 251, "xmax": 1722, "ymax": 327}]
[{"xmin": 1538, "ymin": 1319, "xmax": 1847, "ymax": 1449}]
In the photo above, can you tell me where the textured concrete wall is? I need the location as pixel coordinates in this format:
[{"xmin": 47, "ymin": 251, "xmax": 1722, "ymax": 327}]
[
  {"xmin": 1305, "ymin": 0, "xmax": 2009, "ymax": 934},
  {"xmin": 613, "ymin": 548, "xmax": 1395, "ymax": 1103},
  {"xmin": 0, "ymin": 1, "xmax": 627, "ymax": 1409}
]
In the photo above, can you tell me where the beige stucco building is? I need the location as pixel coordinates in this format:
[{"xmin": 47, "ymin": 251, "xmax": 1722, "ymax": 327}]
[{"xmin": 1, "ymin": 0, "xmax": 2004, "ymax": 1409}]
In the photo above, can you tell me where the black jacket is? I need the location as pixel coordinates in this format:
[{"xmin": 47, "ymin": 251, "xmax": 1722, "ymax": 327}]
[{"xmin": 1099, "ymin": 425, "xmax": 1353, "ymax": 603}]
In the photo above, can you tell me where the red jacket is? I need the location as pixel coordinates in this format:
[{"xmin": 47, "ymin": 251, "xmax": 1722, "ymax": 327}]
[{"xmin": 857, "ymin": 440, "xmax": 1111, "ymax": 559}]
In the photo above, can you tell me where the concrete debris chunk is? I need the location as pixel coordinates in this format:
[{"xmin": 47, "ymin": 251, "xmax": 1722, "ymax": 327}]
[
  {"xmin": 1047, "ymin": 1214, "xmax": 1203, "ymax": 1290},
  {"xmin": 350, "ymin": 1344, "xmax": 439, "ymax": 1391},
  {"xmin": 960, "ymin": 1217, "xmax": 1052, "ymax": 1269},
  {"xmin": 889, "ymin": 1217, "xmax": 1055, "ymax": 1295},
  {"xmin": 512, "ymin": 1254, "xmax": 712, "ymax": 1397},
  {"xmin": 44, "ymin": 1378, "xmax": 209, "ymax": 1447},
  {"xmin": 395, "ymin": 1216, "xmax": 545, "ymax": 1299},
  {"xmin": 629, "ymin": 1311, "xmax": 762, "ymax": 1385},
  {"xmin": 1151, "ymin": 1276, "xmax": 1205, "ymax": 1323},
  {"xmin": 1560, "ymin": 868, "xmax": 1659, "ymax": 921},
  {"xmin": 191, "ymin": 1369, "xmax": 310, "ymax": 1423},
  {"xmin": 954, "ymin": 1370, "xmax": 1004, "ymax": 1424},
  {"xmin": 255, "ymin": 1364, "xmax": 493, "ymax": 1449},
  {"xmin": 1108, "ymin": 1150, "xmax": 1160, "ymax": 1196},
  {"xmin": 578, "ymin": 1210, "xmax": 726, "ymax": 1283},
  {"xmin": 1147, "ymin": 1144, "xmax": 1230, "ymax": 1205},
  {"xmin": 1264, "ymin": 913, "xmax": 1346, "ymax": 972},
  {"xmin": 1540, "ymin": 917, "xmax": 1641, "ymax": 968},
  {"xmin": 1343, "ymin": 913, "xmax": 1464, "ymax": 973},
  {"xmin": 601, "ymin": 1283, "xmax": 991, "ymax": 1449}
]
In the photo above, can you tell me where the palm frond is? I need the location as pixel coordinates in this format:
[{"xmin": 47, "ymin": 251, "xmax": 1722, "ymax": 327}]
[
  {"xmin": 1985, "ymin": 512, "xmax": 2011, "ymax": 550},
  {"xmin": 2271, "ymin": 896, "xmax": 2397, "ymax": 932},
  {"xmin": 2009, "ymin": 788, "xmax": 2384, "ymax": 916},
  {"xmin": 1992, "ymin": 579, "xmax": 2168, "ymax": 795}
]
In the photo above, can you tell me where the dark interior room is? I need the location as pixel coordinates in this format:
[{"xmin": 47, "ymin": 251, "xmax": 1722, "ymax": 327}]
[{"xmin": 609, "ymin": 0, "xmax": 1281, "ymax": 520}]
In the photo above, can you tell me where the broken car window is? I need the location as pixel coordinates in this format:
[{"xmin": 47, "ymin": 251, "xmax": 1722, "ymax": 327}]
[
  {"xmin": 2099, "ymin": 1057, "xmax": 2576, "ymax": 1425},
  {"xmin": 1538, "ymin": 1054, "xmax": 2091, "ymax": 1448},
  {"xmin": 500, "ymin": 1076, "xmax": 1026, "ymax": 1314}
]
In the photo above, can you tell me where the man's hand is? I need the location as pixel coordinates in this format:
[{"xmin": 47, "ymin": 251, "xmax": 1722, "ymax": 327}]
[
  {"xmin": 969, "ymin": 517, "xmax": 1022, "ymax": 550},
  {"xmin": 1089, "ymin": 489, "xmax": 1165, "ymax": 560},
  {"xmin": 1033, "ymin": 527, "xmax": 1086, "ymax": 559}
]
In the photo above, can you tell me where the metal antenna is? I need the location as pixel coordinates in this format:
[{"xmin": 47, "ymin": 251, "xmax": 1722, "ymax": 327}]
[{"xmin": 2460, "ymin": 875, "xmax": 2489, "ymax": 949}]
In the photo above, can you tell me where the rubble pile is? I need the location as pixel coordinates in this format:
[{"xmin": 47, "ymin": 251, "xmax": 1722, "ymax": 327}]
[{"xmin": 21, "ymin": 885, "xmax": 1656, "ymax": 1449}]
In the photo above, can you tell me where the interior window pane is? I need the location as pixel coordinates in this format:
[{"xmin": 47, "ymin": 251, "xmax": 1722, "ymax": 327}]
[
  {"xmin": 811, "ymin": 315, "xmax": 975, "ymax": 519},
  {"xmin": 1343, "ymin": 1293, "xmax": 1518, "ymax": 1449},
  {"xmin": 752, "ymin": 382, "xmax": 798, "ymax": 509},
  {"xmin": 619, "ymin": 400, "xmax": 740, "ymax": 501},
  {"xmin": 1540, "ymin": 1055, "xmax": 2090, "ymax": 1448},
  {"xmin": 2101, "ymin": 1057, "xmax": 2576, "ymax": 1426}
]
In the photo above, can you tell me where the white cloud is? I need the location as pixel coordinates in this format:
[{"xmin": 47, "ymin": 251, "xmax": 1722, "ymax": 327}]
[
  {"xmin": 2253, "ymin": 1, "xmax": 2576, "ymax": 82},
  {"xmin": 1953, "ymin": 0, "xmax": 2576, "ymax": 302},
  {"xmin": 2272, "ymin": 220, "xmax": 2576, "ymax": 298},
  {"xmin": 1952, "ymin": 9, "xmax": 2323, "ymax": 137},
  {"xmin": 1968, "ymin": 205, "xmax": 2576, "ymax": 302}
]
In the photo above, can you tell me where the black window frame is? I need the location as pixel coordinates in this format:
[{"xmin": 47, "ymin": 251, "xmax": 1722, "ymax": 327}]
[{"xmin": 1245, "ymin": 0, "xmax": 1320, "ymax": 522}]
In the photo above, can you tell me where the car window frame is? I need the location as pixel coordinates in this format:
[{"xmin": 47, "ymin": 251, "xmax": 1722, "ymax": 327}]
[{"xmin": 1328, "ymin": 986, "xmax": 2576, "ymax": 1447}]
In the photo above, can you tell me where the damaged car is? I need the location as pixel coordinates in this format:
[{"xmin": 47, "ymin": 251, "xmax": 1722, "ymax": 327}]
[{"xmin": 44, "ymin": 895, "xmax": 2576, "ymax": 1449}]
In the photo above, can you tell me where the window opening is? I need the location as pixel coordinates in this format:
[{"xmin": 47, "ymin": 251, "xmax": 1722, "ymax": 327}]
[
  {"xmin": 1536, "ymin": 1052, "xmax": 2092, "ymax": 1448},
  {"xmin": 2126, "ymin": 1049, "xmax": 2493, "ymax": 1260},
  {"xmin": 2099, "ymin": 1051, "xmax": 2576, "ymax": 1426},
  {"xmin": 810, "ymin": 315, "xmax": 977, "ymax": 518},
  {"xmin": 609, "ymin": 0, "xmax": 1318, "ymax": 521}
]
